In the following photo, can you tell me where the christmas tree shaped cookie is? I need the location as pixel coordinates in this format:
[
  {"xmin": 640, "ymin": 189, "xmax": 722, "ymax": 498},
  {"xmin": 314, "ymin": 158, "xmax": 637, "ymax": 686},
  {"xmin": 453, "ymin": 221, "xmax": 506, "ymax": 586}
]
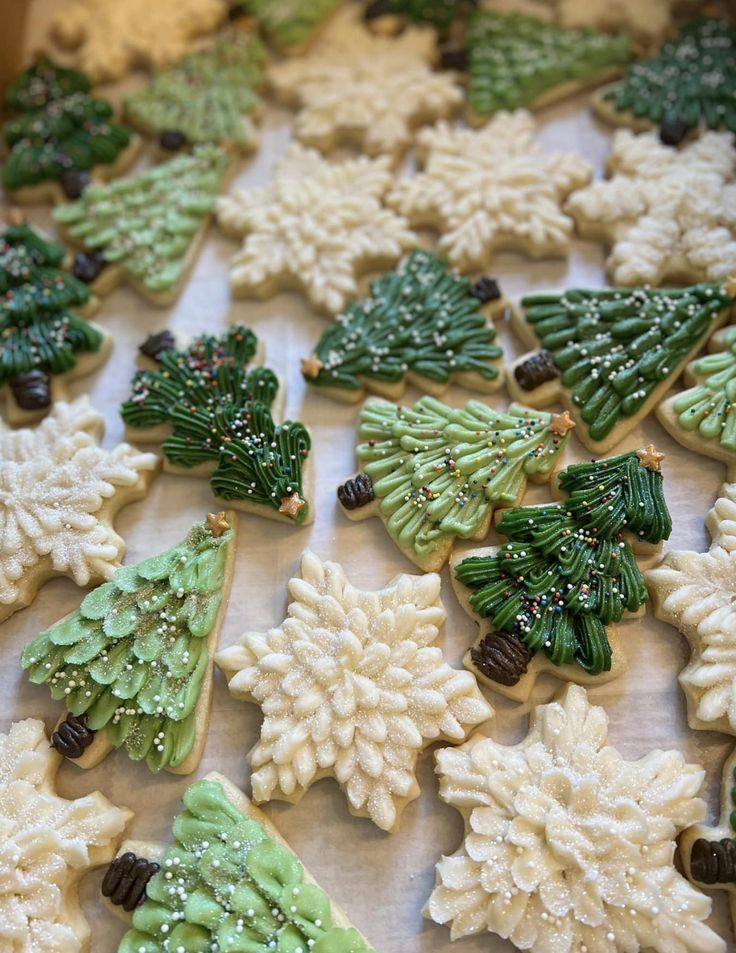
[
  {"xmin": 50, "ymin": 0, "xmax": 227, "ymax": 83},
  {"xmin": 595, "ymin": 18, "xmax": 736, "ymax": 144},
  {"xmin": 54, "ymin": 145, "xmax": 229, "ymax": 305},
  {"xmin": 363, "ymin": 0, "xmax": 476, "ymax": 30},
  {"xmin": 2, "ymin": 55, "xmax": 139, "ymax": 203},
  {"xmin": 388, "ymin": 110, "xmax": 592, "ymax": 273},
  {"xmin": 0, "ymin": 718, "xmax": 131, "ymax": 953},
  {"xmin": 235, "ymin": 0, "xmax": 342, "ymax": 54},
  {"xmin": 646, "ymin": 482, "xmax": 736, "ymax": 736},
  {"xmin": 464, "ymin": 11, "xmax": 630, "ymax": 125},
  {"xmin": 102, "ymin": 773, "xmax": 376, "ymax": 952},
  {"xmin": 217, "ymin": 144, "xmax": 416, "ymax": 314},
  {"xmin": 0, "ymin": 221, "xmax": 111, "ymax": 425},
  {"xmin": 22, "ymin": 512, "xmax": 237, "ymax": 775},
  {"xmin": 453, "ymin": 447, "xmax": 672, "ymax": 700},
  {"xmin": 507, "ymin": 282, "xmax": 736, "ymax": 454},
  {"xmin": 124, "ymin": 27, "xmax": 265, "ymax": 154},
  {"xmin": 216, "ymin": 552, "xmax": 492, "ymax": 831},
  {"xmin": 427, "ymin": 685, "xmax": 723, "ymax": 953},
  {"xmin": 267, "ymin": 7, "xmax": 462, "ymax": 161},
  {"xmin": 337, "ymin": 396, "xmax": 574, "ymax": 571},
  {"xmin": 122, "ymin": 326, "xmax": 313, "ymax": 525},
  {"xmin": 302, "ymin": 249, "xmax": 505, "ymax": 402},
  {"xmin": 658, "ymin": 308, "xmax": 736, "ymax": 466},
  {"xmin": 681, "ymin": 748, "xmax": 736, "ymax": 943},
  {"xmin": 0, "ymin": 397, "xmax": 159, "ymax": 623},
  {"xmin": 565, "ymin": 129, "xmax": 736, "ymax": 286}
]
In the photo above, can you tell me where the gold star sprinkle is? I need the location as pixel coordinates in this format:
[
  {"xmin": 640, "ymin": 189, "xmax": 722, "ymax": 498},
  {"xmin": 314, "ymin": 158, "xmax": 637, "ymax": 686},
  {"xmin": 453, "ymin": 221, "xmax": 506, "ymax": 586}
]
[
  {"xmin": 549, "ymin": 411, "xmax": 576, "ymax": 437},
  {"xmin": 723, "ymin": 276, "xmax": 736, "ymax": 299},
  {"xmin": 206, "ymin": 512, "xmax": 230, "ymax": 537},
  {"xmin": 636, "ymin": 445, "xmax": 665, "ymax": 472},
  {"xmin": 300, "ymin": 355, "xmax": 324, "ymax": 379},
  {"xmin": 279, "ymin": 493, "xmax": 305, "ymax": 519}
]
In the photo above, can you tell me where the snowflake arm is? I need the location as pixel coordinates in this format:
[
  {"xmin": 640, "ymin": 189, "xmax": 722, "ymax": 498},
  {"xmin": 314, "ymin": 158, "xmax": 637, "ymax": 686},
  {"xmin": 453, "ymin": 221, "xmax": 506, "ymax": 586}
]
[
  {"xmin": 426, "ymin": 684, "xmax": 723, "ymax": 953},
  {"xmin": 216, "ymin": 551, "xmax": 492, "ymax": 831}
]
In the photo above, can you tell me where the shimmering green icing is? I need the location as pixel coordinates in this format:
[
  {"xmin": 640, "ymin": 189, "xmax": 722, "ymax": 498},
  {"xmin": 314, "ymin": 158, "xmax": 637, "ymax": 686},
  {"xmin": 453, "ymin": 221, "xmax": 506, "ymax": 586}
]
[
  {"xmin": 0, "ymin": 223, "xmax": 102, "ymax": 393},
  {"xmin": 121, "ymin": 326, "xmax": 311, "ymax": 523},
  {"xmin": 125, "ymin": 29, "xmax": 265, "ymax": 149},
  {"xmin": 455, "ymin": 452, "xmax": 672, "ymax": 676},
  {"xmin": 672, "ymin": 326, "xmax": 736, "ymax": 451},
  {"xmin": 603, "ymin": 18, "xmax": 736, "ymax": 133},
  {"xmin": 53, "ymin": 145, "xmax": 228, "ymax": 293},
  {"xmin": 306, "ymin": 249, "xmax": 502, "ymax": 394},
  {"xmin": 521, "ymin": 283, "xmax": 734, "ymax": 442},
  {"xmin": 379, "ymin": 0, "xmax": 475, "ymax": 28},
  {"xmin": 356, "ymin": 397, "xmax": 570, "ymax": 563},
  {"xmin": 118, "ymin": 779, "xmax": 375, "ymax": 953},
  {"xmin": 467, "ymin": 12, "xmax": 631, "ymax": 117},
  {"xmin": 21, "ymin": 518, "xmax": 234, "ymax": 772},
  {"xmin": 2, "ymin": 56, "xmax": 131, "ymax": 192},
  {"xmin": 241, "ymin": 0, "xmax": 341, "ymax": 51}
]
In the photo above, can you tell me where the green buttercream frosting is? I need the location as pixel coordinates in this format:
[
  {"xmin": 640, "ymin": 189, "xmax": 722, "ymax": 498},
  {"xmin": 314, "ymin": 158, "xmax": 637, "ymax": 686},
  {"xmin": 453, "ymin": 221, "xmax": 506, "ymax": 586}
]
[
  {"xmin": 603, "ymin": 18, "xmax": 736, "ymax": 133},
  {"xmin": 21, "ymin": 518, "xmax": 234, "ymax": 772},
  {"xmin": 356, "ymin": 397, "xmax": 570, "ymax": 563},
  {"xmin": 2, "ymin": 56, "xmax": 132, "ymax": 192},
  {"xmin": 672, "ymin": 326, "xmax": 736, "ymax": 451},
  {"xmin": 521, "ymin": 283, "xmax": 734, "ymax": 442},
  {"xmin": 118, "ymin": 779, "xmax": 374, "ymax": 953},
  {"xmin": 305, "ymin": 249, "xmax": 502, "ymax": 395},
  {"xmin": 467, "ymin": 12, "xmax": 631, "ymax": 117},
  {"xmin": 239, "ymin": 0, "xmax": 341, "ymax": 51},
  {"xmin": 53, "ymin": 145, "xmax": 228, "ymax": 293},
  {"xmin": 455, "ymin": 451, "xmax": 672, "ymax": 676},
  {"xmin": 121, "ymin": 326, "xmax": 311, "ymax": 523},
  {"xmin": 125, "ymin": 29, "xmax": 265, "ymax": 150},
  {"xmin": 0, "ymin": 223, "xmax": 102, "ymax": 394},
  {"xmin": 376, "ymin": 0, "xmax": 475, "ymax": 28}
]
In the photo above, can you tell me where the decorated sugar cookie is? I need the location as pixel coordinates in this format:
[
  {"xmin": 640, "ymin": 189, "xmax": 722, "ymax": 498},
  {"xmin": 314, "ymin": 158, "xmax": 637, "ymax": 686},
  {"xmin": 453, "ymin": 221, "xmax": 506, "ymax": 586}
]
[
  {"xmin": 646, "ymin": 483, "xmax": 736, "ymax": 736},
  {"xmin": 268, "ymin": 7, "xmax": 462, "ymax": 161},
  {"xmin": 217, "ymin": 144, "xmax": 416, "ymax": 314},
  {"xmin": 337, "ymin": 397, "xmax": 573, "ymax": 572},
  {"xmin": 0, "ymin": 222, "xmax": 111, "ymax": 426},
  {"xmin": 553, "ymin": 0, "xmax": 676, "ymax": 43},
  {"xmin": 565, "ymin": 130, "xmax": 736, "ymax": 286},
  {"xmin": 463, "ymin": 11, "xmax": 630, "ymax": 125},
  {"xmin": 388, "ymin": 110, "xmax": 592, "ymax": 272},
  {"xmin": 506, "ymin": 282, "xmax": 736, "ymax": 455},
  {"xmin": 2, "ymin": 56, "xmax": 139, "ymax": 204},
  {"xmin": 233, "ymin": 0, "xmax": 342, "ymax": 54},
  {"xmin": 124, "ymin": 27, "xmax": 265, "ymax": 155},
  {"xmin": 363, "ymin": 0, "xmax": 476, "ymax": 30},
  {"xmin": 595, "ymin": 18, "xmax": 736, "ymax": 144},
  {"xmin": 427, "ymin": 684, "xmax": 723, "ymax": 953},
  {"xmin": 681, "ymin": 748, "xmax": 736, "ymax": 943},
  {"xmin": 453, "ymin": 448, "xmax": 672, "ymax": 699},
  {"xmin": 54, "ymin": 145, "xmax": 230, "ymax": 306},
  {"xmin": 122, "ymin": 326, "xmax": 313, "ymax": 525},
  {"xmin": 302, "ymin": 249, "xmax": 505, "ymax": 402},
  {"xmin": 49, "ymin": 0, "xmax": 227, "ymax": 83},
  {"xmin": 0, "ymin": 718, "xmax": 131, "ymax": 953},
  {"xmin": 657, "ymin": 311, "xmax": 736, "ymax": 466},
  {"xmin": 0, "ymin": 397, "xmax": 159, "ymax": 623},
  {"xmin": 216, "ymin": 552, "xmax": 492, "ymax": 831},
  {"xmin": 22, "ymin": 512, "xmax": 236, "ymax": 774},
  {"xmin": 103, "ymin": 773, "xmax": 376, "ymax": 952}
]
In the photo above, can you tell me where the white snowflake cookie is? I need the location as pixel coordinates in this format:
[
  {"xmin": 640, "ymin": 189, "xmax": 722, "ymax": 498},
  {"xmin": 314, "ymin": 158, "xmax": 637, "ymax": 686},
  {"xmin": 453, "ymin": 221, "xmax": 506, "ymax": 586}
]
[
  {"xmin": 216, "ymin": 144, "xmax": 417, "ymax": 315},
  {"xmin": 0, "ymin": 397, "xmax": 159, "ymax": 622},
  {"xmin": 388, "ymin": 110, "xmax": 592, "ymax": 272},
  {"xmin": 646, "ymin": 481, "xmax": 736, "ymax": 736},
  {"xmin": 566, "ymin": 129, "xmax": 736, "ymax": 286},
  {"xmin": 0, "ymin": 718, "xmax": 131, "ymax": 953},
  {"xmin": 216, "ymin": 551, "xmax": 493, "ymax": 831},
  {"xmin": 268, "ymin": 7, "xmax": 462, "ymax": 161},
  {"xmin": 426, "ymin": 684, "xmax": 724, "ymax": 953}
]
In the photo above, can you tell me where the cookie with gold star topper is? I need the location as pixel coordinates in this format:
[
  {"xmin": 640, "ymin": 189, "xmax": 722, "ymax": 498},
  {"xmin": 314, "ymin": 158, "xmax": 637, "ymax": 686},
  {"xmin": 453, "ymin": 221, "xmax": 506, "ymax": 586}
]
[
  {"xmin": 22, "ymin": 512, "xmax": 237, "ymax": 776},
  {"xmin": 452, "ymin": 446, "xmax": 673, "ymax": 700},
  {"xmin": 506, "ymin": 283, "xmax": 736, "ymax": 455}
]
